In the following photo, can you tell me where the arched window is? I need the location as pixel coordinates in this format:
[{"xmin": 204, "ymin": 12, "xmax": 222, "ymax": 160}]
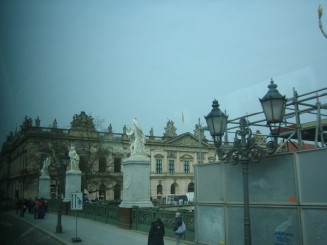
[
  {"xmin": 157, "ymin": 184, "xmax": 163, "ymax": 196},
  {"xmin": 171, "ymin": 183, "xmax": 177, "ymax": 194},
  {"xmin": 188, "ymin": 182, "xmax": 194, "ymax": 192}
]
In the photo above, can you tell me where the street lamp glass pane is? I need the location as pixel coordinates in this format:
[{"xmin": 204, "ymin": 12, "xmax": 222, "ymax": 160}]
[
  {"xmin": 205, "ymin": 100, "xmax": 227, "ymax": 137},
  {"xmin": 206, "ymin": 116, "xmax": 227, "ymax": 136},
  {"xmin": 261, "ymin": 98, "xmax": 286, "ymax": 123},
  {"xmin": 260, "ymin": 80, "xmax": 286, "ymax": 124}
]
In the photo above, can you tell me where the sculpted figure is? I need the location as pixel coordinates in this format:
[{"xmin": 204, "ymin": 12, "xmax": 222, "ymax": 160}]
[
  {"xmin": 126, "ymin": 118, "xmax": 147, "ymax": 157},
  {"xmin": 41, "ymin": 157, "xmax": 51, "ymax": 176},
  {"xmin": 68, "ymin": 145, "xmax": 80, "ymax": 171},
  {"xmin": 53, "ymin": 119, "xmax": 57, "ymax": 128}
]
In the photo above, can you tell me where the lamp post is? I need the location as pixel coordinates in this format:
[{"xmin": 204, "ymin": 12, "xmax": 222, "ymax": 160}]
[
  {"xmin": 205, "ymin": 80, "xmax": 286, "ymax": 245},
  {"xmin": 56, "ymin": 154, "xmax": 69, "ymax": 233}
]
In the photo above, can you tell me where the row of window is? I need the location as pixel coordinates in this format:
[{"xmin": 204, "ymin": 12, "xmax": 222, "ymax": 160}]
[
  {"xmin": 96, "ymin": 157, "xmax": 122, "ymax": 172},
  {"xmin": 156, "ymin": 182, "xmax": 194, "ymax": 195},
  {"xmin": 155, "ymin": 159, "xmax": 191, "ymax": 174}
]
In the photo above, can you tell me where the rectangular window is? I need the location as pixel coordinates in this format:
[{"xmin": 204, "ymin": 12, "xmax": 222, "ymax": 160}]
[
  {"xmin": 184, "ymin": 160, "xmax": 190, "ymax": 174},
  {"xmin": 169, "ymin": 160, "xmax": 175, "ymax": 174},
  {"xmin": 99, "ymin": 156, "xmax": 106, "ymax": 172},
  {"xmin": 114, "ymin": 158, "xmax": 121, "ymax": 173},
  {"xmin": 50, "ymin": 185, "xmax": 57, "ymax": 199},
  {"xmin": 156, "ymin": 159, "xmax": 162, "ymax": 174}
]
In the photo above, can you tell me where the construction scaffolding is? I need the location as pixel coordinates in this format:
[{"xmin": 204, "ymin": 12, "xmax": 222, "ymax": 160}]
[{"xmin": 223, "ymin": 86, "xmax": 327, "ymax": 153}]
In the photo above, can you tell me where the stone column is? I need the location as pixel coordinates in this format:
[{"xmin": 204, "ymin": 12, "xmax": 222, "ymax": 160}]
[{"xmin": 119, "ymin": 155, "xmax": 153, "ymax": 208}]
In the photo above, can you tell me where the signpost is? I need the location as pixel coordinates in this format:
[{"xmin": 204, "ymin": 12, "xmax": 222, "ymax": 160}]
[{"xmin": 71, "ymin": 192, "xmax": 83, "ymax": 242}]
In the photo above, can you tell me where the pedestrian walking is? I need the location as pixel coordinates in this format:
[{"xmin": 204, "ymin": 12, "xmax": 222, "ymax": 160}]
[
  {"xmin": 173, "ymin": 212, "xmax": 186, "ymax": 245},
  {"xmin": 34, "ymin": 198, "xmax": 42, "ymax": 219},
  {"xmin": 148, "ymin": 217, "xmax": 165, "ymax": 245}
]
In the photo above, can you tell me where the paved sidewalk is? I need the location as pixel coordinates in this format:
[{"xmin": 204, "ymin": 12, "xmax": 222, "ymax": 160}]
[{"xmin": 4, "ymin": 210, "xmax": 191, "ymax": 245}]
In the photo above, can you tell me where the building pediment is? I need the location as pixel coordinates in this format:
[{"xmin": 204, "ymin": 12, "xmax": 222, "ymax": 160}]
[{"xmin": 165, "ymin": 133, "xmax": 210, "ymax": 147}]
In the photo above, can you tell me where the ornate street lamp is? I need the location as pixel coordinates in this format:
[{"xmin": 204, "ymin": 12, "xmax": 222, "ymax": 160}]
[
  {"xmin": 205, "ymin": 81, "xmax": 286, "ymax": 245},
  {"xmin": 56, "ymin": 153, "xmax": 69, "ymax": 233},
  {"xmin": 205, "ymin": 99, "xmax": 228, "ymax": 148},
  {"xmin": 260, "ymin": 80, "xmax": 287, "ymax": 132}
]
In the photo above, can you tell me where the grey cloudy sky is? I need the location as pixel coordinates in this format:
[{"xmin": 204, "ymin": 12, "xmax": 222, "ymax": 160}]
[{"xmin": 0, "ymin": 0, "xmax": 326, "ymax": 145}]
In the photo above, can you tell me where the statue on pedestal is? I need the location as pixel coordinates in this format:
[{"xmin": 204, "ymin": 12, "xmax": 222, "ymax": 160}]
[
  {"xmin": 126, "ymin": 118, "xmax": 147, "ymax": 158},
  {"xmin": 39, "ymin": 156, "xmax": 51, "ymax": 199},
  {"xmin": 120, "ymin": 118, "xmax": 152, "ymax": 208},
  {"xmin": 68, "ymin": 145, "xmax": 80, "ymax": 172}
]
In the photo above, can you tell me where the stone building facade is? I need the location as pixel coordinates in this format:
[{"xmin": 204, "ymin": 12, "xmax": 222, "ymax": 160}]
[{"xmin": 0, "ymin": 112, "xmax": 216, "ymax": 203}]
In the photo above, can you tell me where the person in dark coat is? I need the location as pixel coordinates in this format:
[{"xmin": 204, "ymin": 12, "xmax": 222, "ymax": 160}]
[{"xmin": 148, "ymin": 218, "xmax": 165, "ymax": 245}]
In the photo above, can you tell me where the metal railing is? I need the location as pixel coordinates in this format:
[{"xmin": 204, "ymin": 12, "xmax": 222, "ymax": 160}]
[{"xmin": 46, "ymin": 200, "xmax": 194, "ymax": 242}]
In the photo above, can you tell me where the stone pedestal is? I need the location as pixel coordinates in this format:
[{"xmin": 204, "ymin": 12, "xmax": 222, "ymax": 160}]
[
  {"xmin": 118, "ymin": 207, "xmax": 133, "ymax": 229},
  {"xmin": 38, "ymin": 175, "xmax": 51, "ymax": 199},
  {"xmin": 119, "ymin": 155, "xmax": 153, "ymax": 208},
  {"xmin": 63, "ymin": 170, "xmax": 81, "ymax": 203}
]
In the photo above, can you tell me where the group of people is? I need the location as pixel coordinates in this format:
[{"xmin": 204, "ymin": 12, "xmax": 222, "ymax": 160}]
[
  {"xmin": 33, "ymin": 198, "xmax": 48, "ymax": 219},
  {"xmin": 148, "ymin": 212, "xmax": 186, "ymax": 245},
  {"xmin": 15, "ymin": 198, "xmax": 48, "ymax": 219}
]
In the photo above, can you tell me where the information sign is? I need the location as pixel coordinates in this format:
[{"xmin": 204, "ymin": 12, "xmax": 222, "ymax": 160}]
[{"xmin": 71, "ymin": 192, "xmax": 83, "ymax": 210}]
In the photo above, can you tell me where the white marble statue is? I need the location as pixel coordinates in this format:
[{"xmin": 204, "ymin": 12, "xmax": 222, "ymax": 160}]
[
  {"xmin": 68, "ymin": 145, "xmax": 80, "ymax": 172},
  {"xmin": 40, "ymin": 157, "xmax": 51, "ymax": 176},
  {"xmin": 126, "ymin": 118, "xmax": 147, "ymax": 157}
]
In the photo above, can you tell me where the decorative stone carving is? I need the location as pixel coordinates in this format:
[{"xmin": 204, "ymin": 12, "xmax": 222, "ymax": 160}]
[
  {"xmin": 35, "ymin": 117, "xmax": 41, "ymax": 127},
  {"xmin": 70, "ymin": 111, "xmax": 96, "ymax": 130},
  {"xmin": 20, "ymin": 116, "xmax": 32, "ymax": 132},
  {"xmin": 167, "ymin": 151, "xmax": 177, "ymax": 158},
  {"xmin": 169, "ymin": 134, "xmax": 201, "ymax": 147},
  {"xmin": 124, "ymin": 174, "xmax": 131, "ymax": 189},
  {"xmin": 194, "ymin": 123, "xmax": 206, "ymax": 141},
  {"xmin": 149, "ymin": 127, "xmax": 155, "ymax": 140},
  {"xmin": 164, "ymin": 120, "xmax": 177, "ymax": 138},
  {"xmin": 52, "ymin": 119, "xmax": 57, "ymax": 128}
]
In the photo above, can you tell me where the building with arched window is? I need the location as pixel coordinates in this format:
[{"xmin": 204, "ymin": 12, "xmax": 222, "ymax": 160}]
[
  {"xmin": 0, "ymin": 113, "xmax": 216, "ymax": 204},
  {"xmin": 148, "ymin": 131, "xmax": 216, "ymax": 203}
]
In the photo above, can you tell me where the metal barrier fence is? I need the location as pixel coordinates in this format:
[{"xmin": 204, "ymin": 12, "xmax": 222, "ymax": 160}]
[{"xmin": 194, "ymin": 148, "xmax": 327, "ymax": 245}]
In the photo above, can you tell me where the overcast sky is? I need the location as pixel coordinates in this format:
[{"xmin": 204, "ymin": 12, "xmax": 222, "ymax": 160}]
[{"xmin": 0, "ymin": 0, "xmax": 326, "ymax": 146}]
